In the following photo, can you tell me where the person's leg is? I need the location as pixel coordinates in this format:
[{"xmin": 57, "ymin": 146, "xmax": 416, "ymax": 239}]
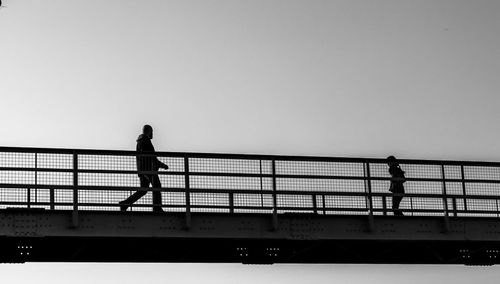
[
  {"xmin": 150, "ymin": 174, "xmax": 163, "ymax": 212},
  {"xmin": 119, "ymin": 175, "xmax": 150, "ymax": 211},
  {"xmin": 392, "ymin": 194, "xmax": 404, "ymax": 216}
]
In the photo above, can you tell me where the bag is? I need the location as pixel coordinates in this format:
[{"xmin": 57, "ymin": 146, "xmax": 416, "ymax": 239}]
[{"xmin": 390, "ymin": 165, "xmax": 406, "ymax": 184}]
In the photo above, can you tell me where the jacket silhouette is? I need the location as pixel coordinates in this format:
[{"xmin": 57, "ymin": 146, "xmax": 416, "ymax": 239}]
[
  {"xmin": 136, "ymin": 134, "xmax": 162, "ymax": 174},
  {"xmin": 389, "ymin": 164, "xmax": 406, "ymax": 194}
]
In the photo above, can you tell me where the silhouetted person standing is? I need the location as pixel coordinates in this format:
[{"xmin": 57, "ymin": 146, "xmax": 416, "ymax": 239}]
[
  {"xmin": 119, "ymin": 125, "xmax": 168, "ymax": 212},
  {"xmin": 387, "ymin": 156, "xmax": 406, "ymax": 216}
]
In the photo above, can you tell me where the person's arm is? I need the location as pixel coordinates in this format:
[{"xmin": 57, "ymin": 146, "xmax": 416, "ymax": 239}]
[
  {"xmin": 156, "ymin": 158, "xmax": 169, "ymax": 170},
  {"xmin": 146, "ymin": 139, "xmax": 169, "ymax": 170}
]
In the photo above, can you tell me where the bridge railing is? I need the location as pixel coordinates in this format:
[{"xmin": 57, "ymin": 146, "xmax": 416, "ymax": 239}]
[{"xmin": 1, "ymin": 147, "xmax": 500, "ymax": 220}]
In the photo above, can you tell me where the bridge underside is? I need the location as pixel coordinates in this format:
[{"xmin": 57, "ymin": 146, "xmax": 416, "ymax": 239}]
[
  {"xmin": 2, "ymin": 209, "xmax": 500, "ymax": 265},
  {"xmin": 2, "ymin": 237, "xmax": 500, "ymax": 265}
]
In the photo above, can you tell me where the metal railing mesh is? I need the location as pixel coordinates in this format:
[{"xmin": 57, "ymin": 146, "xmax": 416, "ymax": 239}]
[{"xmin": 1, "ymin": 147, "xmax": 500, "ymax": 218}]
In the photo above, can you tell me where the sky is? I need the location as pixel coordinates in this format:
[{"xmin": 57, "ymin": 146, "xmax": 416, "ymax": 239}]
[
  {"xmin": 1, "ymin": 263, "xmax": 500, "ymax": 284},
  {"xmin": 1, "ymin": 0, "xmax": 500, "ymax": 283}
]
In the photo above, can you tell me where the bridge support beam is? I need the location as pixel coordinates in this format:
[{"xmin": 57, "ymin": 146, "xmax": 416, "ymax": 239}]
[{"xmin": 2, "ymin": 209, "xmax": 500, "ymax": 264}]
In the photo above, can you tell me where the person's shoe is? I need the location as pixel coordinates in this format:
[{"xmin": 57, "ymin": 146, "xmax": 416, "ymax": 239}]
[
  {"xmin": 118, "ymin": 201, "xmax": 128, "ymax": 212},
  {"xmin": 394, "ymin": 210, "xmax": 404, "ymax": 216}
]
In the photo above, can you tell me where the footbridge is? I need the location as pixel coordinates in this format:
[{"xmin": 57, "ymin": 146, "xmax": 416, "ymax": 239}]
[{"xmin": 1, "ymin": 147, "xmax": 500, "ymax": 265}]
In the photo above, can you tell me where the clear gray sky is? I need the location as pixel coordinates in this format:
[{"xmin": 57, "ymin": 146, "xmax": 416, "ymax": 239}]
[{"xmin": 1, "ymin": 0, "xmax": 500, "ymax": 282}]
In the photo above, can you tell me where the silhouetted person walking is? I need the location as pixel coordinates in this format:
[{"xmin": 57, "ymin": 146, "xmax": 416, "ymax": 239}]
[
  {"xmin": 119, "ymin": 125, "xmax": 169, "ymax": 212},
  {"xmin": 387, "ymin": 156, "xmax": 406, "ymax": 216}
]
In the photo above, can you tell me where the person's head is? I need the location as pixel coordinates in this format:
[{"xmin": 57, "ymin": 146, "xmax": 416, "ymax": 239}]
[
  {"xmin": 386, "ymin": 155, "xmax": 398, "ymax": 166},
  {"xmin": 142, "ymin": 124, "xmax": 153, "ymax": 139}
]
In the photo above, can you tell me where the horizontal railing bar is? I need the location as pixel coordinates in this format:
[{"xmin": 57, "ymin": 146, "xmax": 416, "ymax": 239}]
[
  {"xmin": 0, "ymin": 201, "xmax": 73, "ymax": 207},
  {"xmin": 5, "ymin": 202, "xmax": 498, "ymax": 216},
  {"xmin": 0, "ymin": 167, "xmax": 74, "ymax": 173},
  {"xmin": 2, "ymin": 201, "xmax": 500, "ymax": 216},
  {"xmin": 445, "ymin": 210, "xmax": 500, "ymax": 214},
  {"xmin": 0, "ymin": 183, "xmax": 74, "ymax": 190},
  {"xmin": 78, "ymin": 169, "xmax": 184, "ymax": 176},
  {"xmin": 39, "ymin": 186, "xmax": 500, "ymax": 200},
  {"xmin": 17, "ymin": 208, "xmax": 499, "ymax": 217},
  {"xmin": 0, "ymin": 168, "xmax": 185, "ymax": 176},
  {"xmin": 371, "ymin": 208, "xmax": 445, "ymax": 213},
  {"xmin": 2, "ymin": 146, "xmax": 500, "ymax": 167},
  {"xmin": 0, "ymin": 167, "xmax": 500, "ymax": 184},
  {"xmin": 373, "ymin": 208, "xmax": 500, "ymax": 215},
  {"xmin": 2, "ymin": 183, "xmax": 500, "ymax": 201},
  {"xmin": 0, "ymin": 147, "xmax": 76, "ymax": 154},
  {"xmin": 78, "ymin": 202, "xmax": 371, "ymax": 212},
  {"xmin": 0, "ymin": 202, "xmax": 188, "ymax": 209},
  {"xmin": 3, "ymin": 167, "xmax": 500, "ymax": 185}
]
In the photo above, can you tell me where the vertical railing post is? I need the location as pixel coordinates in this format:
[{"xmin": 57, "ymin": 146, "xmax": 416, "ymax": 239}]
[
  {"xmin": 312, "ymin": 194, "xmax": 317, "ymax": 214},
  {"xmin": 33, "ymin": 152, "xmax": 38, "ymax": 208},
  {"xmin": 382, "ymin": 196, "xmax": 387, "ymax": 216},
  {"xmin": 229, "ymin": 192, "xmax": 234, "ymax": 214},
  {"xmin": 271, "ymin": 159, "xmax": 278, "ymax": 231},
  {"xmin": 452, "ymin": 197, "xmax": 458, "ymax": 217},
  {"xmin": 441, "ymin": 164, "xmax": 450, "ymax": 232},
  {"xmin": 460, "ymin": 165, "xmax": 468, "ymax": 212},
  {"xmin": 259, "ymin": 159, "xmax": 264, "ymax": 208},
  {"xmin": 72, "ymin": 151, "xmax": 79, "ymax": 228},
  {"xmin": 27, "ymin": 187, "xmax": 31, "ymax": 209},
  {"xmin": 410, "ymin": 196, "xmax": 414, "ymax": 217},
  {"xmin": 50, "ymin": 188, "xmax": 55, "ymax": 210},
  {"xmin": 184, "ymin": 156, "xmax": 191, "ymax": 229},
  {"xmin": 497, "ymin": 200, "xmax": 500, "ymax": 218},
  {"xmin": 365, "ymin": 162, "xmax": 374, "ymax": 231},
  {"xmin": 322, "ymin": 194, "xmax": 326, "ymax": 215}
]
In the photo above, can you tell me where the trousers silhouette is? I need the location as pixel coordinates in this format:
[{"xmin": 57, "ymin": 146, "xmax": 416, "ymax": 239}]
[
  {"xmin": 392, "ymin": 193, "xmax": 404, "ymax": 216},
  {"xmin": 121, "ymin": 174, "xmax": 163, "ymax": 212}
]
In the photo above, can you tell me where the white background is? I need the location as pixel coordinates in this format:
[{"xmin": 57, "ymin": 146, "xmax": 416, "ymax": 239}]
[{"xmin": 1, "ymin": 0, "xmax": 500, "ymax": 282}]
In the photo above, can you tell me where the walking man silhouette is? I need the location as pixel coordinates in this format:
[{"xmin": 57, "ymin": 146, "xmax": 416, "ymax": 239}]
[
  {"xmin": 119, "ymin": 125, "xmax": 169, "ymax": 212},
  {"xmin": 387, "ymin": 156, "xmax": 406, "ymax": 216}
]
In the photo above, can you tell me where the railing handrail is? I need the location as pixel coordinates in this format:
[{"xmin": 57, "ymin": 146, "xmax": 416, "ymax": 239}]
[{"xmin": 1, "ymin": 146, "xmax": 500, "ymax": 167}]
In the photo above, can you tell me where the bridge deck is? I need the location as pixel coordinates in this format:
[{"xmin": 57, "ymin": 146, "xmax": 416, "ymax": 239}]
[{"xmin": 1, "ymin": 147, "xmax": 500, "ymax": 264}]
